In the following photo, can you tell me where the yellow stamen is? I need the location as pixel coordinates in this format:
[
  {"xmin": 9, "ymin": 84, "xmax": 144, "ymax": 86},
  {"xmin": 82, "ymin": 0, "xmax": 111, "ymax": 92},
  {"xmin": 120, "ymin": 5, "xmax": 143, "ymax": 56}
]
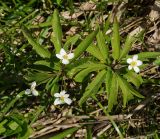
[
  {"xmin": 60, "ymin": 96, "xmax": 65, "ymax": 101},
  {"xmin": 63, "ymin": 54, "xmax": 68, "ymax": 59},
  {"xmin": 131, "ymin": 61, "xmax": 137, "ymax": 67}
]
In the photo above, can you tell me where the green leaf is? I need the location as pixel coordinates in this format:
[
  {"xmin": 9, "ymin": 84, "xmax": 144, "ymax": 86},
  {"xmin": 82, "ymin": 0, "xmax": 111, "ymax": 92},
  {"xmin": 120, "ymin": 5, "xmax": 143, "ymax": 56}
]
[
  {"xmin": 46, "ymin": 76, "xmax": 60, "ymax": 96},
  {"xmin": 111, "ymin": 17, "xmax": 120, "ymax": 60},
  {"xmin": 25, "ymin": 71, "xmax": 53, "ymax": 84},
  {"xmin": 68, "ymin": 62, "xmax": 91, "ymax": 78},
  {"xmin": 51, "ymin": 9, "xmax": 63, "ymax": 53},
  {"xmin": 49, "ymin": 127, "xmax": 79, "ymax": 139},
  {"xmin": 96, "ymin": 30, "xmax": 109, "ymax": 62},
  {"xmin": 154, "ymin": 58, "xmax": 160, "ymax": 65},
  {"xmin": 73, "ymin": 28, "xmax": 98, "ymax": 60},
  {"xmin": 107, "ymin": 73, "xmax": 118, "ymax": 112},
  {"xmin": 138, "ymin": 52, "xmax": 160, "ymax": 59},
  {"xmin": 51, "ymin": 83, "xmax": 59, "ymax": 96},
  {"xmin": 117, "ymin": 74, "xmax": 144, "ymax": 107},
  {"xmin": 124, "ymin": 71, "xmax": 143, "ymax": 88},
  {"xmin": 74, "ymin": 64, "xmax": 106, "ymax": 82},
  {"xmin": 79, "ymin": 70, "xmax": 107, "ymax": 106},
  {"xmin": 119, "ymin": 27, "xmax": 144, "ymax": 60},
  {"xmin": 105, "ymin": 68, "xmax": 113, "ymax": 93},
  {"xmin": 0, "ymin": 119, "xmax": 7, "ymax": 134},
  {"xmin": 86, "ymin": 44, "xmax": 105, "ymax": 62},
  {"xmin": 34, "ymin": 60, "xmax": 52, "ymax": 68},
  {"xmin": 117, "ymin": 74, "xmax": 134, "ymax": 107},
  {"xmin": 64, "ymin": 34, "xmax": 80, "ymax": 50},
  {"xmin": 21, "ymin": 26, "xmax": 51, "ymax": 58},
  {"xmin": 119, "ymin": 35, "xmax": 136, "ymax": 60}
]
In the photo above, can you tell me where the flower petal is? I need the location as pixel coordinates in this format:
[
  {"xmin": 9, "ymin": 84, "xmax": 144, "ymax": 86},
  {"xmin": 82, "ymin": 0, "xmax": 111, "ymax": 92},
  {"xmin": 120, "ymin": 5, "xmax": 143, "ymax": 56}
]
[
  {"xmin": 54, "ymin": 98, "xmax": 63, "ymax": 105},
  {"xmin": 60, "ymin": 90, "xmax": 66, "ymax": 95},
  {"xmin": 134, "ymin": 67, "xmax": 140, "ymax": 73},
  {"xmin": 127, "ymin": 58, "xmax": 132, "ymax": 64},
  {"xmin": 137, "ymin": 60, "xmax": 142, "ymax": 66},
  {"xmin": 64, "ymin": 98, "xmax": 72, "ymax": 105},
  {"xmin": 128, "ymin": 65, "xmax": 133, "ymax": 70},
  {"xmin": 68, "ymin": 53, "xmax": 74, "ymax": 59},
  {"xmin": 32, "ymin": 89, "xmax": 39, "ymax": 96},
  {"xmin": 62, "ymin": 59, "xmax": 69, "ymax": 64},
  {"xmin": 63, "ymin": 94, "xmax": 69, "ymax": 98},
  {"xmin": 25, "ymin": 89, "xmax": 31, "ymax": 95},
  {"xmin": 56, "ymin": 54, "xmax": 63, "ymax": 59},
  {"xmin": 133, "ymin": 55, "xmax": 138, "ymax": 60},
  {"xmin": 60, "ymin": 48, "xmax": 67, "ymax": 56},
  {"xmin": 31, "ymin": 81, "xmax": 36, "ymax": 89},
  {"xmin": 54, "ymin": 93, "xmax": 61, "ymax": 97}
]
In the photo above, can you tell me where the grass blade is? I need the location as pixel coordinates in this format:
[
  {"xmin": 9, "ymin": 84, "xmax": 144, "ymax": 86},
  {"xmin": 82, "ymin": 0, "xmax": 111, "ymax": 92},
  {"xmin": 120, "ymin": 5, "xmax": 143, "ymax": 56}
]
[{"xmin": 49, "ymin": 127, "xmax": 79, "ymax": 139}]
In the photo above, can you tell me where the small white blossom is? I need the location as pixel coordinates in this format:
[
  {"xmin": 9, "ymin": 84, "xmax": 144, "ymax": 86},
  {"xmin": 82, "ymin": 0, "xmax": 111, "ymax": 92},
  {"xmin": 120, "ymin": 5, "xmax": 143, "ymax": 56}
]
[
  {"xmin": 25, "ymin": 81, "xmax": 39, "ymax": 96},
  {"xmin": 54, "ymin": 90, "xmax": 72, "ymax": 105},
  {"xmin": 56, "ymin": 48, "xmax": 74, "ymax": 64},
  {"xmin": 127, "ymin": 55, "xmax": 143, "ymax": 73}
]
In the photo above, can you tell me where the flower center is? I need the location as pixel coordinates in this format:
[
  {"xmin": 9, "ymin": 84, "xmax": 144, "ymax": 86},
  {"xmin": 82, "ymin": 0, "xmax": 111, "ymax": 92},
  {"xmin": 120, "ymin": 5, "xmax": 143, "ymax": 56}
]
[
  {"xmin": 63, "ymin": 54, "xmax": 68, "ymax": 60},
  {"xmin": 131, "ymin": 61, "xmax": 137, "ymax": 67},
  {"xmin": 60, "ymin": 96, "xmax": 65, "ymax": 101}
]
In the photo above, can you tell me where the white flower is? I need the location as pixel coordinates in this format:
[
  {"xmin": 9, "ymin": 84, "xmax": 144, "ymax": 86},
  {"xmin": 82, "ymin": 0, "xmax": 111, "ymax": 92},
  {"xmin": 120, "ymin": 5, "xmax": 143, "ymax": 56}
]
[
  {"xmin": 56, "ymin": 48, "xmax": 74, "ymax": 64},
  {"xmin": 25, "ymin": 81, "xmax": 39, "ymax": 96},
  {"xmin": 54, "ymin": 90, "xmax": 72, "ymax": 105},
  {"xmin": 127, "ymin": 55, "xmax": 143, "ymax": 73}
]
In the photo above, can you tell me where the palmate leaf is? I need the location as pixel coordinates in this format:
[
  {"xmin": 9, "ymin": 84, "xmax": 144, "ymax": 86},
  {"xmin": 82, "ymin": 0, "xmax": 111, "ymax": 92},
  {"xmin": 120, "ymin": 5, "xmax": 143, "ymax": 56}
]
[
  {"xmin": 107, "ymin": 72, "xmax": 118, "ymax": 112},
  {"xmin": 105, "ymin": 68, "xmax": 113, "ymax": 93},
  {"xmin": 117, "ymin": 74, "xmax": 144, "ymax": 107},
  {"xmin": 119, "ymin": 27, "xmax": 144, "ymax": 60},
  {"xmin": 111, "ymin": 17, "xmax": 120, "ymax": 60},
  {"xmin": 74, "ymin": 63, "xmax": 106, "ymax": 82},
  {"xmin": 79, "ymin": 70, "xmax": 107, "ymax": 106},
  {"xmin": 124, "ymin": 71, "xmax": 143, "ymax": 88},
  {"xmin": 86, "ymin": 44, "xmax": 105, "ymax": 62},
  {"xmin": 117, "ymin": 74, "xmax": 134, "ymax": 107},
  {"xmin": 119, "ymin": 35, "xmax": 136, "ymax": 60},
  {"xmin": 51, "ymin": 9, "xmax": 63, "ymax": 53},
  {"xmin": 96, "ymin": 30, "xmax": 109, "ymax": 62},
  {"xmin": 64, "ymin": 34, "xmax": 80, "ymax": 50},
  {"xmin": 22, "ymin": 26, "xmax": 51, "ymax": 58},
  {"xmin": 72, "ymin": 27, "xmax": 98, "ymax": 61},
  {"xmin": 138, "ymin": 52, "xmax": 160, "ymax": 59}
]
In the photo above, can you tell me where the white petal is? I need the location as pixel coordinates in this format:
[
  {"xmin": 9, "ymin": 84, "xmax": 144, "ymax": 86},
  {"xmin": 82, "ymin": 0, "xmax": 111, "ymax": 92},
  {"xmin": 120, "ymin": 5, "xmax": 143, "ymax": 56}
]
[
  {"xmin": 25, "ymin": 89, "xmax": 31, "ymax": 95},
  {"xmin": 63, "ymin": 94, "xmax": 69, "ymax": 98},
  {"xmin": 32, "ymin": 89, "xmax": 39, "ymax": 96},
  {"xmin": 54, "ymin": 98, "xmax": 63, "ymax": 105},
  {"xmin": 128, "ymin": 65, "xmax": 133, "ymax": 70},
  {"xmin": 56, "ymin": 54, "xmax": 63, "ymax": 59},
  {"xmin": 62, "ymin": 59, "xmax": 69, "ymax": 64},
  {"xmin": 54, "ymin": 93, "xmax": 61, "ymax": 97},
  {"xmin": 31, "ymin": 81, "xmax": 36, "ymax": 89},
  {"xmin": 133, "ymin": 55, "xmax": 138, "ymax": 60},
  {"xmin": 64, "ymin": 98, "xmax": 72, "ymax": 105},
  {"xmin": 137, "ymin": 60, "xmax": 142, "ymax": 66},
  {"xmin": 60, "ymin": 48, "xmax": 67, "ymax": 56},
  {"xmin": 60, "ymin": 90, "xmax": 66, "ymax": 95},
  {"xmin": 127, "ymin": 58, "xmax": 132, "ymax": 64},
  {"xmin": 134, "ymin": 67, "xmax": 140, "ymax": 73},
  {"xmin": 67, "ymin": 53, "xmax": 74, "ymax": 59}
]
